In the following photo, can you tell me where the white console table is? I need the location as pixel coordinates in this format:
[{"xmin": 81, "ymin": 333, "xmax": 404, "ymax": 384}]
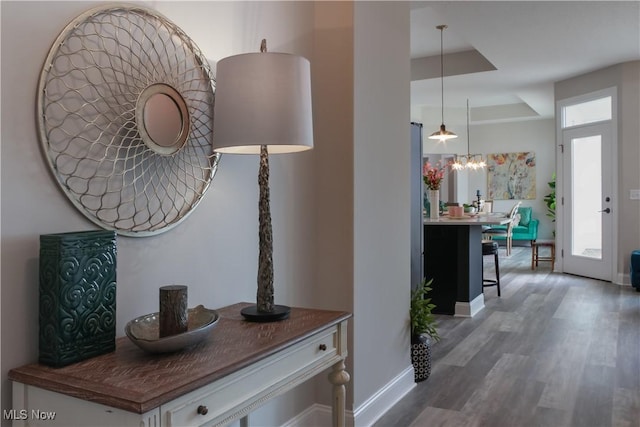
[{"xmin": 9, "ymin": 303, "xmax": 351, "ymax": 427}]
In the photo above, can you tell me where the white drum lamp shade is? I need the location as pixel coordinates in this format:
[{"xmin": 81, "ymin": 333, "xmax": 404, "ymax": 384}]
[{"xmin": 213, "ymin": 52, "xmax": 313, "ymax": 154}]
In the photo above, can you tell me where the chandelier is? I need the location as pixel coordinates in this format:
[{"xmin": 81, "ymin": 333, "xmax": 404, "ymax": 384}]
[{"xmin": 452, "ymin": 100, "xmax": 486, "ymax": 170}]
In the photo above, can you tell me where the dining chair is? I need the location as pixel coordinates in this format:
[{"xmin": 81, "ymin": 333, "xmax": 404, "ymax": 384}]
[
  {"xmin": 504, "ymin": 202, "xmax": 521, "ymax": 256},
  {"xmin": 483, "ymin": 201, "xmax": 521, "ymax": 256}
]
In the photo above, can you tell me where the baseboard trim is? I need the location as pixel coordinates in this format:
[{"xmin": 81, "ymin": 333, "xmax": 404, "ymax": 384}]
[
  {"xmin": 352, "ymin": 365, "xmax": 415, "ymax": 427},
  {"xmin": 455, "ymin": 293, "xmax": 484, "ymax": 317},
  {"xmin": 282, "ymin": 403, "xmax": 343, "ymax": 427},
  {"xmin": 282, "ymin": 367, "xmax": 415, "ymax": 427},
  {"xmin": 616, "ymin": 272, "xmax": 629, "ymax": 286}
]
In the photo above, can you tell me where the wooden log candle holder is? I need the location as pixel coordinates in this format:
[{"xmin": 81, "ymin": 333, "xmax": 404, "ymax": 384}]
[{"xmin": 159, "ymin": 285, "xmax": 188, "ymax": 338}]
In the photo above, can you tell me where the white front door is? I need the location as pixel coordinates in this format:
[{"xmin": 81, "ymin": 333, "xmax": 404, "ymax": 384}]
[{"xmin": 561, "ymin": 123, "xmax": 614, "ymax": 281}]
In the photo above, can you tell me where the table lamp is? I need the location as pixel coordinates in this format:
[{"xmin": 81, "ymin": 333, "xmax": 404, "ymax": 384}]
[{"xmin": 213, "ymin": 39, "xmax": 313, "ymax": 322}]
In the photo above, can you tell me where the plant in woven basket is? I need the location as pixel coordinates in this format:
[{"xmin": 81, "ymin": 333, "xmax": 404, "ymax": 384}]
[{"xmin": 410, "ymin": 278, "xmax": 440, "ymax": 382}]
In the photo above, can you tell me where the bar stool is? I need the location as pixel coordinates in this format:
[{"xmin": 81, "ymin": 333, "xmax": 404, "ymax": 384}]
[
  {"xmin": 482, "ymin": 240, "xmax": 501, "ymax": 296},
  {"xmin": 531, "ymin": 240, "xmax": 555, "ymax": 270}
]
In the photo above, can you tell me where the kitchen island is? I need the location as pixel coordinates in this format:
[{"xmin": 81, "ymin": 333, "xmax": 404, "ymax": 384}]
[{"xmin": 423, "ymin": 214, "xmax": 510, "ymax": 317}]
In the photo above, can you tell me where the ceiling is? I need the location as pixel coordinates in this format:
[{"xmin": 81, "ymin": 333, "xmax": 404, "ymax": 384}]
[{"xmin": 410, "ymin": 1, "xmax": 640, "ymax": 124}]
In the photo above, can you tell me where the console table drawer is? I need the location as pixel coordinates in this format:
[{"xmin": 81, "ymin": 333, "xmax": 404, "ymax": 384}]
[
  {"xmin": 11, "ymin": 383, "xmax": 160, "ymax": 427},
  {"xmin": 164, "ymin": 327, "xmax": 339, "ymax": 427}
]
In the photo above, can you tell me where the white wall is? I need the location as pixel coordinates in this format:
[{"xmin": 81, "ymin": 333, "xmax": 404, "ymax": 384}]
[
  {"xmin": 353, "ymin": 0, "xmax": 413, "ymax": 420},
  {"xmin": 618, "ymin": 61, "xmax": 640, "ymax": 280},
  {"xmin": 418, "ymin": 111, "xmax": 557, "ymax": 239},
  {"xmin": 1, "ymin": 2, "xmax": 318, "ymax": 425},
  {"xmin": 470, "ymin": 119, "xmax": 556, "ymax": 239},
  {"xmin": 311, "ymin": 0, "xmax": 356, "ymax": 412}
]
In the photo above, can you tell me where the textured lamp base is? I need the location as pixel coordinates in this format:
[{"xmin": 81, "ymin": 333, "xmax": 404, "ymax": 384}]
[{"xmin": 241, "ymin": 305, "xmax": 291, "ymax": 322}]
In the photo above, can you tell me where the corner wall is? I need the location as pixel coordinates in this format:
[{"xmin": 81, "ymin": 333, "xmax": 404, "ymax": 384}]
[
  {"xmin": 310, "ymin": 0, "xmax": 355, "ymax": 412},
  {"xmin": 353, "ymin": 1, "xmax": 413, "ymax": 421}
]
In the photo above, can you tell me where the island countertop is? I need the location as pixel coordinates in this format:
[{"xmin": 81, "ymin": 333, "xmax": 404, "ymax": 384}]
[{"xmin": 423, "ymin": 213, "xmax": 511, "ymax": 226}]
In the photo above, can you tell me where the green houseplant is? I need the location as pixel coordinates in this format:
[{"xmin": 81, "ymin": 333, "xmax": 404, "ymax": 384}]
[
  {"xmin": 410, "ymin": 278, "xmax": 440, "ymax": 340},
  {"xmin": 544, "ymin": 173, "xmax": 556, "ymax": 236},
  {"xmin": 543, "ymin": 173, "xmax": 556, "ymax": 222},
  {"xmin": 410, "ymin": 278, "xmax": 440, "ymax": 382}
]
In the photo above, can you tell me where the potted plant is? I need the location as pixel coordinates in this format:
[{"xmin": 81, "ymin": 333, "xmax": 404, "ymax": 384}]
[
  {"xmin": 410, "ymin": 278, "xmax": 440, "ymax": 382},
  {"xmin": 544, "ymin": 173, "xmax": 556, "ymax": 235}
]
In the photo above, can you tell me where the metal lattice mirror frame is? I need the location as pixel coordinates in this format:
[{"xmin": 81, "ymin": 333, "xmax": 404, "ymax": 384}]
[{"xmin": 37, "ymin": 4, "xmax": 219, "ymax": 237}]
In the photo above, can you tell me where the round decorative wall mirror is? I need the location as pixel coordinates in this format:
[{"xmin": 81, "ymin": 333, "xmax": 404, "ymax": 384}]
[
  {"xmin": 136, "ymin": 84, "xmax": 190, "ymax": 155},
  {"xmin": 37, "ymin": 5, "xmax": 219, "ymax": 236}
]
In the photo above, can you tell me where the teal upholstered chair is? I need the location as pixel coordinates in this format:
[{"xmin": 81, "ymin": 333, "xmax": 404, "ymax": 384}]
[{"xmin": 487, "ymin": 206, "xmax": 539, "ymax": 249}]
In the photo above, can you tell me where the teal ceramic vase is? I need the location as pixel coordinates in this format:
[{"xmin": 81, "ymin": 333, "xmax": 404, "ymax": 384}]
[{"xmin": 39, "ymin": 230, "xmax": 117, "ymax": 367}]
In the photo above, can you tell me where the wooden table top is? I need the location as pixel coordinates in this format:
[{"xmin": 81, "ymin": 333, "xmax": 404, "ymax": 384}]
[{"xmin": 9, "ymin": 303, "xmax": 351, "ymax": 414}]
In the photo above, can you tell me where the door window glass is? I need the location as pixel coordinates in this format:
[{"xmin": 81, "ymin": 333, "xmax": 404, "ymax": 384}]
[
  {"xmin": 571, "ymin": 135, "xmax": 602, "ymax": 259},
  {"xmin": 562, "ymin": 96, "xmax": 612, "ymax": 128}
]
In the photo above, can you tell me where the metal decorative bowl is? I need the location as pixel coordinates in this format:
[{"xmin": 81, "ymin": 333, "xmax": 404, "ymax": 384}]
[{"xmin": 125, "ymin": 305, "xmax": 219, "ymax": 353}]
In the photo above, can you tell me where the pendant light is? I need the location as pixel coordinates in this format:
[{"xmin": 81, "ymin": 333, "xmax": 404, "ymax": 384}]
[
  {"xmin": 429, "ymin": 25, "xmax": 457, "ymax": 142},
  {"xmin": 452, "ymin": 99, "xmax": 486, "ymax": 170}
]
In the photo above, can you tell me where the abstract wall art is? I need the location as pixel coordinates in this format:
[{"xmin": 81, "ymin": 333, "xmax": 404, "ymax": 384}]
[{"xmin": 487, "ymin": 152, "xmax": 536, "ymax": 200}]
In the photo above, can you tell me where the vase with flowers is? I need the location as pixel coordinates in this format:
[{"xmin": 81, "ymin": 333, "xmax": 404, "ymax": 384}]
[{"xmin": 423, "ymin": 161, "xmax": 447, "ymax": 219}]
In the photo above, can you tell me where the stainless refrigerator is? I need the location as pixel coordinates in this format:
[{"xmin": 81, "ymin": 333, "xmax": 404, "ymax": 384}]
[{"xmin": 411, "ymin": 122, "xmax": 424, "ymax": 290}]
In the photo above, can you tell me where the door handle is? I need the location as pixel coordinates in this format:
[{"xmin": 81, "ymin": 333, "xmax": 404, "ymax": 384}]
[{"xmin": 599, "ymin": 208, "xmax": 611, "ymax": 213}]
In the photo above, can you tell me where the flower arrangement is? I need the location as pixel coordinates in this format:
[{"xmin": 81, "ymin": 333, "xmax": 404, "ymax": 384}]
[{"xmin": 422, "ymin": 161, "xmax": 448, "ymax": 190}]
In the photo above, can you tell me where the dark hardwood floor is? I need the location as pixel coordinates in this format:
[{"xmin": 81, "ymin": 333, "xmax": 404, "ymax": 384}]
[{"xmin": 374, "ymin": 245, "xmax": 640, "ymax": 427}]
